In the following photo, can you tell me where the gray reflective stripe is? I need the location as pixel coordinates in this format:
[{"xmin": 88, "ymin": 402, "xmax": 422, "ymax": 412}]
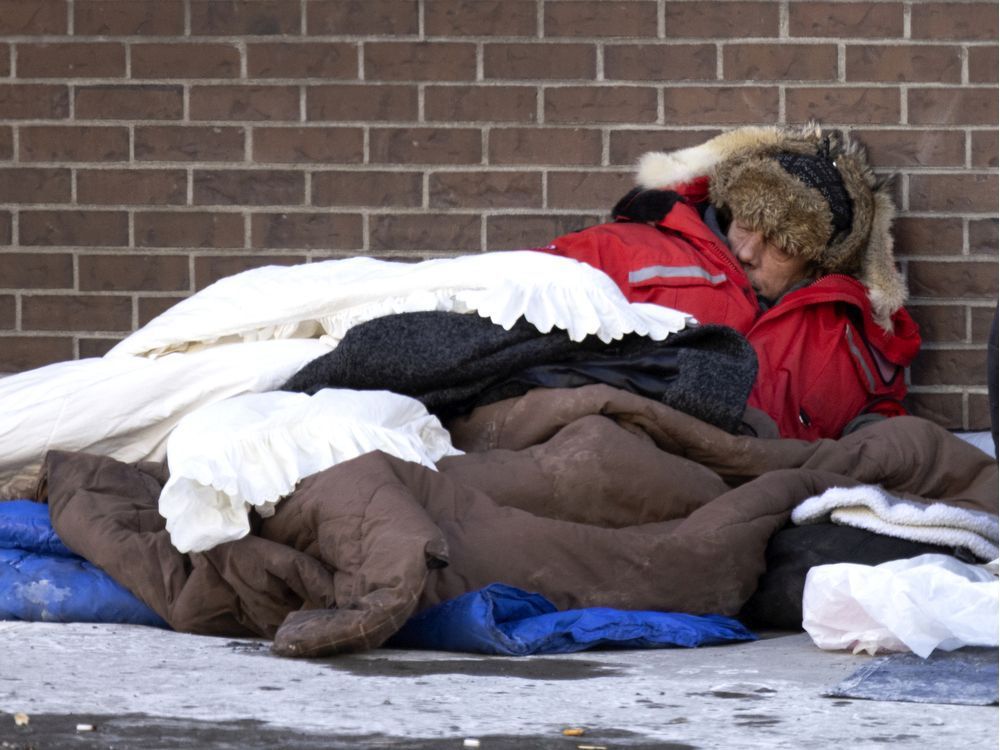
[
  {"xmin": 844, "ymin": 325, "xmax": 876, "ymax": 391},
  {"xmin": 628, "ymin": 265, "xmax": 727, "ymax": 284}
]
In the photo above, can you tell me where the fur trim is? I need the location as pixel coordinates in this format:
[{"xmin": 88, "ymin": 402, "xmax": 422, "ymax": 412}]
[{"xmin": 635, "ymin": 124, "xmax": 907, "ymax": 325}]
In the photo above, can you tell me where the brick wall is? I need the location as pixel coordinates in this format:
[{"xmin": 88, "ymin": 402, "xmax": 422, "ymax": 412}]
[{"xmin": 0, "ymin": 0, "xmax": 996, "ymax": 429}]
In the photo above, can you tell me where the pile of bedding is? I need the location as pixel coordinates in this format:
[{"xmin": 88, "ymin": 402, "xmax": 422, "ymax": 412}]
[{"xmin": 1, "ymin": 251, "xmax": 997, "ymax": 658}]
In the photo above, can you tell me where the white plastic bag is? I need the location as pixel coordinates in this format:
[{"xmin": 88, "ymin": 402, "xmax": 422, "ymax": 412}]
[{"xmin": 802, "ymin": 554, "xmax": 999, "ymax": 658}]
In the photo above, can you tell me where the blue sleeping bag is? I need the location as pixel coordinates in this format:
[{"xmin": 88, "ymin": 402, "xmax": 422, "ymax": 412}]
[
  {"xmin": 2, "ymin": 501, "xmax": 755, "ymax": 654},
  {"xmin": 0, "ymin": 500, "xmax": 167, "ymax": 627},
  {"xmin": 389, "ymin": 582, "xmax": 756, "ymax": 654}
]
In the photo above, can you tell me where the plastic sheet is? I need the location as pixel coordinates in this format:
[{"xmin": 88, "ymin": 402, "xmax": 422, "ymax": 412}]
[{"xmin": 802, "ymin": 553, "xmax": 999, "ymax": 658}]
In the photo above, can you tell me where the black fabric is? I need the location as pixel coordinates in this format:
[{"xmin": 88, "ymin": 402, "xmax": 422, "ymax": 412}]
[
  {"xmin": 738, "ymin": 523, "xmax": 968, "ymax": 631},
  {"xmin": 281, "ymin": 311, "xmax": 758, "ymax": 431},
  {"xmin": 612, "ymin": 187, "xmax": 682, "ymax": 224},
  {"xmin": 775, "ymin": 151, "xmax": 853, "ymax": 237}
]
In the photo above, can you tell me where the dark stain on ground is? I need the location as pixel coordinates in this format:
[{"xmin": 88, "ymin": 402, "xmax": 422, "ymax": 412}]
[
  {"xmin": 0, "ymin": 713, "xmax": 700, "ymax": 750},
  {"xmin": 687, "ymin": 686, "xmax": 776, "ymax": 700},
  {"xmin": 733, "ymin": 713, "xmax": 782, "ymax": 728},
  {"xmin": 325, "ymin": 655, "xmax": 626, "ymax": 680}
]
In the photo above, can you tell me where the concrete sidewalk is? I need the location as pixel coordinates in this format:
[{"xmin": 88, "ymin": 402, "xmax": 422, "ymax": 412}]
[{"xmin": 0, "ymin": 622, "xmax": 996, "ymax": 749}]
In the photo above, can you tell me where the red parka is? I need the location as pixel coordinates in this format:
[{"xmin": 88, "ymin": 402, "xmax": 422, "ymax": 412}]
[{"xmin": 538, "ymin": 180, "xmax": 921, "ymax": 441}]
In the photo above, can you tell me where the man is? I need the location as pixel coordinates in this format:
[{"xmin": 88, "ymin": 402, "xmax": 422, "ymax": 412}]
[{"xmin": 538, "ymin": 124, "xmax": 921, "ymax": 440}]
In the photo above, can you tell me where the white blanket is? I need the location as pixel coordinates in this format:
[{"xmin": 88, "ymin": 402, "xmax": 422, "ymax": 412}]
[
  {"xmin": 2, "ymin": 252, "xmax": 691, "ymax": 500},
  {"xmin": 161, "ymin": 389, "xmax": 462, "ymax": 553},
  {"xmin": 792, "ymin": 485, "xmax": 1000, "ymax": 561},
  {"xmin": 108, "ymin": 251, "xmax": 692, "ymax": 358}
]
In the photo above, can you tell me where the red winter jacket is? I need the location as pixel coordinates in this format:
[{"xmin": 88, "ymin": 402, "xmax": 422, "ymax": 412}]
[{"xmin": 537, "ymin": 180, "xmax": 921, "ymax": 440}]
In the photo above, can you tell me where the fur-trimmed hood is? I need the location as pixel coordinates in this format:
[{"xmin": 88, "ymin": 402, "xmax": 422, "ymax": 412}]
[{"xmin": 636, "ymin": 124, "xmax": 906, "ymax": 329}]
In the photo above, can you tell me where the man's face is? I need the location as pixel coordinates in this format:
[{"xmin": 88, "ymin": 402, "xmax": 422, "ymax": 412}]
[{"xmin": 726, "ymin": 221, "xmax": 813, "ymax": 302}]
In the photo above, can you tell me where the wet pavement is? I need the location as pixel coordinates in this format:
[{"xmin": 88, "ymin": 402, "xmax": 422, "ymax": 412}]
[{"xmin": 1, "ymin": 622, "xmax": 996, "ymax": 749}]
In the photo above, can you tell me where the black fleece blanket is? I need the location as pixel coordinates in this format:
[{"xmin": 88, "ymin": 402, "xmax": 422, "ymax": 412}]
[{"xmin": 282, "ymin": 311, "xmax": 758, "ymax": 431}]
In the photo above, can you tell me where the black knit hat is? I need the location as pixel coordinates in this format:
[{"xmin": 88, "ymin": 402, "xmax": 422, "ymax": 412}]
[{"xmin": 774, "ymin": 150, "xmax": 853, "ymax": 240}]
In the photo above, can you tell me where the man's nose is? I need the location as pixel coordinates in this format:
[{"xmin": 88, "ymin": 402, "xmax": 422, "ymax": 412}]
[{"xmin": 735, "ymin": 232, "xmax": 764, "ymax": 263}]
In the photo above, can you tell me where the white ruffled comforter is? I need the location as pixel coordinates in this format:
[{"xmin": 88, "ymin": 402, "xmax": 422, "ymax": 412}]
[{"xmin": 1, "ymin": 251, "xmax": 692, "ymax": 528}]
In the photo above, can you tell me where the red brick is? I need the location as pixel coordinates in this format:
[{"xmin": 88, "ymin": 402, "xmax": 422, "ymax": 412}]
[
  {"xmin": 370, "ymin": 214, "xmax": 481, "ymax": 251},
  {"xmin": 854, "ymin": 129, "xmax": 965, "ymax": 168},
  {"xmin": 425, "ymin": 86, "xmax": 537, "ymax": 123},
  {"xmin": 789, "ymin": 2, "xmax": 903, "ymax": 38},
  {"xmin": 545, "ymin": 1, "xmax": 657, "ymax": 38},
  {"xmin": 0, "ymin": 128, "xmax": 10, "ymax": 160},
  {"xmin": 909, "ymin": 174, "xmax": 997, "ymax": 213},
  {"xmin": 250, "ymin": 212, "xmax": 363, "ymax": 249},
  {"xmin": 370, "ymin": 128, "xmax": 481, "ymax": 164},
  {"xmin": 190, "ymin": 85, "xmax": 299, "ymax": 121},
  {"xmin": 17, "ymin": 43, "xmax": 125, "ymax": 79},
  {"xmin": 364, "ymin": 42, "xmax": 476, "ymax": 82},
  {"xmin": 311, "ymin": 170, "xmax": 423, "ymax": 207},
  {"xmin": 970, "ymin": 220, "xmax": 998, "ymax": 255},
  {"xmin": 971, "ymin": 306, "xmax": 996, "ymax": 344},
  {"xmin": 489, "ymin": 128, "xmax": 602, "ymax": 166},
  {"xmin": 547, "ymin": 170, "xmax": 635, "ymax": 210},
  {"xmin": 253, "ymin": 127, "xmax": 364, "ymax": 163},
  {"xmin": 429, "ymin": 171, "xmax": 542, "ymax": 209},
  {"xmin": 135, "ymin": 211, "xmax": 244, "ymax": 248},
  {"xmin": 307, "ymin": 84, "xmax": 418, "ymax": 121},
  {"xmin": 908, "ymin": 260, "xmax": 999, "ymax": 298},
  {"xmin": 22, "ymin": 294, "xmax": 133, "ymax": 332},
  {"xmin": 0, "ymin": 44, "xmax": 9, "ymax": 77},
  {"xmin": 20, "ymin": 210, "xmax": 128, "ymax": 247},
  {"xmin": 605, "ymin": 44, "xmax": 716, "ymax": 82},
  {"xmin": 79, "ymin": 338, "xmax": 121, "ymax": 358},
  {"xmin": 193, "ymin": 170, "xmax": 305, "ymax": 205},
  {"xmin": 190, "ymin": 0, "xmax": 299, "ymax": 35},
  {"xmin": 892, "ymin": 217, "xmax": 964, "ymax": 257},
  {"xmin": 75, "ymin": 85, "xmax": 183, "ymax": 120},
  {"xmin": 19, "ymin": 126, "xmax": 129, "ymax": 162},
  {"xmin": 911, "ymin": 3, "xmax": 999, "ymax": 41},
  {"xmin": 0, "ymin": 211, "xmax": 10, "ymax": 244},
  {"xmin": 908, "ymin": 304, "xmax": 966, "ymax": 344},
  {"xmin": 910, "ymin": 348, "xmax": 987, "ymax": 387},
  {"xmin": 546, "ymin": 86, "xmax": 657, "ymax": 124},
  {"xmin": 138, "ymin": 296, "xmax": 184, "ymax": 326},
  {"xmin": 0, "ymin": 296, "xmax": 11, "ymax": 328},
  {"xmin": 664, "ymin": 2, "xmax": 778, "ymax": 37},
  {"xmin": 724, "ymin": 44, "xmax": 837, "ymax": 81},
  {"xmin": 307, "ymin": 0, "xmax": 418, "ymax": 35},
  {"xmin": 904, "ymin": 391, "xmax": 963, "ymax": 428},
  {"xmin": 195, "ymin": 255, "xmax": 305, "ymax": 290},
  {"xmin": 0, "ymin": 252, "xmax": 73, "ymax": 288},
  {"xmin": 0, "ymin": 337, "xmax": 74, "ymax": 373},
  {"xmin": 0, "ymin": 85, "xmax": 68, "ymax": 119},
  {"xmin": 135, "ymin": 126, "xmax": 246, "ymax": 162},
  {"xmin": 908, "ymin": 89, "xmax": 998, "ymax": 126},
  {"xmin": 0, "ymin": 168, "xmax": 70, "ymax": 203},
  {"xmin": 971, "ymin": 131, "xmax": 998, "ymax": 169},
  {"xmin": 968, "ymin": 392, "xmax": 991, "ymax": 430},
  {"xmin": 426, "ymin": 0, "xmax": 536, "ymax": 36},
  {"xmin": 785, "ymin": 87, "xmax": 899, "ymax": 125},
  {"xmin": 486, "ymin": 214, "xmax": 601, "ymax": 250},
  {"xmin": 845, "ymin": 45, "xmax": 961, "ymax": 84},
  {"xmin": 969, "ymin": 46, "xmax": 999, "ymax": 84},
  {"xmin": 484, "ymin": 43, "xmax": 595, "ymax": 80},
  {"xmin": 77, "ymin": 169, "xmax": 187, "ymax": 206},
  {"xmin": 79, "ymin": 254, "xmax": 190, "ymax": 292},
  {"xmin": 247, "ymin": 43, "xmax": 357, "ymax": 78},
  {"xmin": 664, "ymin": 86, "xmax": 780, "ymax": 125},
  {"xmin": 0, "ymin": 1, "xmax": 67, "ymax": 34},
  {"xmin": 131, "ymin": 44, "xmax": 240, "ymax": 79},
  {"xmin": 609, "ymin": 129, "xmax": 722, "ymax": 165},
  {"xmin": 75, "ymin": 1, "xmax": 184, "ymax": 35}
]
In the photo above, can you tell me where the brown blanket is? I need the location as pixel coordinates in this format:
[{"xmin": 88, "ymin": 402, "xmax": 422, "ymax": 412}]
[{"xmin": 41, "ymin": 385, "xmax": 998, "ymax": 658}]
